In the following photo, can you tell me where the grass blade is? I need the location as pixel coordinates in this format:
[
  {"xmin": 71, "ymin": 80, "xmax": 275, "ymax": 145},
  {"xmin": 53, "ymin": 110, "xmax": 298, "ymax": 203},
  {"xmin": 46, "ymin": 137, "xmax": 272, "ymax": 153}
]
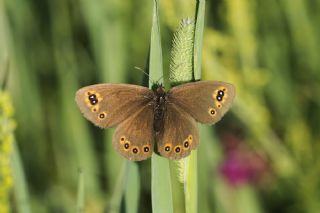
[
  {"xmin": 125, "ymin": 162, "xmax": 140, "ymax": 213},
  {"xmin": 11, "ymin": 141, "xmax": 31, "ymax": 213},
  {"xmin": 76, "ymin": 169, "xmax": 85, "ymax": 213},
  {"xmin": 193, "ymin": 0, "xmax": 205, "ymax": 80},
  {"xmin": 152, "ymin": 154, "xmax": 173, "ymax": 213},
  {"xmin": 150, "ymin": 0, "xmax": 173, "ymax": 212},
  {"xmin": 183, "ymin": 151, "xmax": 198, "ymax": 213},
  {"xmin": 149, "ymin": 0, "xmax": 163, "ymax": 83},
  {"xmin": 108, "ymin": 162, "xmax": 127, "ymax": 213}
]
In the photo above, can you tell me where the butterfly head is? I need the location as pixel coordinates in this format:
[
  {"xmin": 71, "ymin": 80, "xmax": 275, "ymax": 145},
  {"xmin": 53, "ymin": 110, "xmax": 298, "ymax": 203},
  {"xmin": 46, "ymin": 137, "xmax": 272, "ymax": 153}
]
[{"xmin": 151, "ymin": 83, "xmax": 166, "ymax": 95}]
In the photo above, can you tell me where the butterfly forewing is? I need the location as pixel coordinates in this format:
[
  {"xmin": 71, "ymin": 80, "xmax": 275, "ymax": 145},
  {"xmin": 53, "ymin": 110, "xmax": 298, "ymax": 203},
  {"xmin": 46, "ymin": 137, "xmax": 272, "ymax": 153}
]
[
  {"xmin": 167, "ymin": 81, "xmax": 235, "ymax": 125},
  {"xmin": 75, "ymin": 84, "xmax": 153, "ymax": 128},
  {"xmin": 113, "ymin": 104, "xmax": 155, "ymax": 161},
  {"xmin": 157, "ymin": 103, "xmax": 199, "ymax": 160}
]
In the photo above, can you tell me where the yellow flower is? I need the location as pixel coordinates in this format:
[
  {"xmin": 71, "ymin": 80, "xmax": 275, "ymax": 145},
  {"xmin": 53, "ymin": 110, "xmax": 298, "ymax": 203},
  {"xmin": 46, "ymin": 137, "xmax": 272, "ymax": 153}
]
[{"xmin": 0, "ymin": 91, "xmax": 15, "ymax": 212}]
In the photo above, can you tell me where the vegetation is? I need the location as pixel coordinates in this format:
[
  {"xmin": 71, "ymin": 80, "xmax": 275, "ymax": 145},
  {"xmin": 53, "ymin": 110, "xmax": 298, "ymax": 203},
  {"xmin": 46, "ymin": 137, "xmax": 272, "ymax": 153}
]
[{"xmin": 0, "ymin": 0, "xmax": 320, "ymax": 212}]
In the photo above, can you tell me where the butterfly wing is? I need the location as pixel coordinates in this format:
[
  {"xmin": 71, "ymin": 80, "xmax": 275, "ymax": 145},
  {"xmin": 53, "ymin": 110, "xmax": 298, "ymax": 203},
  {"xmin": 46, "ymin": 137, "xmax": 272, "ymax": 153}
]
[
  {"xmin": 167, "ymin": 81, "xmax": 235, "ymax": 125},
  {"xmin": 112, "ymin": 103, "xmax": 155, "ymax": 161},
  {"xmin": 75, "ymin": 84, "xmax": 154, "ymax": 128},
  {"xmin": 157, "ymin": 103, "xmax": 199, "ymax": 160}
]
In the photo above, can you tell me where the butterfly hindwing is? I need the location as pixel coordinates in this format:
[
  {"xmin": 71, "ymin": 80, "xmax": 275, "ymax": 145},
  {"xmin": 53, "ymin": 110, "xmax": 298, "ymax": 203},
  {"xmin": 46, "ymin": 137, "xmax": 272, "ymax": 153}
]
[
  {"xmin": 112, "ymin": 104, "xmax": 155, "ymax": 161},
  {"xmin": 157, "ymin": 103, "xmax": 199, "ymax": 160},
  {"xmin": 167, "ymin": 81, "xmax": 235, "ymax": 125},
  {"xmin": 75, "ymin": 84, "xmax": 153, "ymax": 128}
]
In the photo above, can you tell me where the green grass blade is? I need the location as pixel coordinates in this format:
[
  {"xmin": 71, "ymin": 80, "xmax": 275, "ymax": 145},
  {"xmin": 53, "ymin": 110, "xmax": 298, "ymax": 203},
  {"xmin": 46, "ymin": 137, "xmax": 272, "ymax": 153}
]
[
  {"xmin": 150, "ymin": 1, "xmax": 173, "ymax": 212},
  {"xmin": 152, "ymin": 154, "xmax": 173, "ymax": 213},
  {"xmin": 76, "ymin": 169, "xmax": 85, "ymax": 213},
  {"xmin": 149, "ymin": 0, "xmax": 163, "ymax": 83},
  {"xmin": 11, "ymin": 140, "xmax": 31, "ymax": 213},
  {"xmin": 125, "ymin": 162, "xmax": 140, "ymax": 213},
  {"xmin": 108, "ymin": 161, "xmax": 140, "ymax": 213},
  {"xmin": 183, "ymin": 151, "xmax": 198, "ymax": 213},
  {"xmin": 108, "ymin": 162, "xmax": 127, "ymax": 213},
  {"xmin": 198, "ymin": 126, "xmax": 219, "ymax": 213},
  {"xmin": 193, "ymin": 0, "xmax": 205, "ymax": 80}
]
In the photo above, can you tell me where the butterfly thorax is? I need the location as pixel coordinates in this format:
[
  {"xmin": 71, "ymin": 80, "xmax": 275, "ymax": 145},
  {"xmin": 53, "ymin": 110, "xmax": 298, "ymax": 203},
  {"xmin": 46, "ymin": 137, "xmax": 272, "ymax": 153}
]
[{"xmin": 153, "ymin": 85, "xmax": 167, "ymax": 133}]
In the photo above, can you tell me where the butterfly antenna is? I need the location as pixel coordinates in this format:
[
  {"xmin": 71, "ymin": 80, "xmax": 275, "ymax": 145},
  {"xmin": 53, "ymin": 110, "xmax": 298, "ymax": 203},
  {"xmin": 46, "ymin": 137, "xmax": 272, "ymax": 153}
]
[
  {"xmin": 134, "ymin": 66, "xmax": 151, "ymax": 78},
  {"xmin": 134, "ymin": 66, "xmax": 163, "ymax": 86},
  {"xmin": 134, "ymin": 66, "xmax": 155, "ymax": 85}
]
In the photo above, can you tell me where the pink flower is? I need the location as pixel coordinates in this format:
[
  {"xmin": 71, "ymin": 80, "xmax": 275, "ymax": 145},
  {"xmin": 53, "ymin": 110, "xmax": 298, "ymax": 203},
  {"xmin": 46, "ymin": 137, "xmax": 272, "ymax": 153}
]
[{"xmin": 219, "ymin": 132, "xmax": 270, "ymax": 187}]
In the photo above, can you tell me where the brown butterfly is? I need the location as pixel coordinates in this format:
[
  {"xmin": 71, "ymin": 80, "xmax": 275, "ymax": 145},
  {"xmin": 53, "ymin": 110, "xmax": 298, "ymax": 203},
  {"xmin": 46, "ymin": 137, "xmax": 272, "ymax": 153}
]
[{"xmin": 75, "ymin": 81, "xmax": 235, "ymax": 161}]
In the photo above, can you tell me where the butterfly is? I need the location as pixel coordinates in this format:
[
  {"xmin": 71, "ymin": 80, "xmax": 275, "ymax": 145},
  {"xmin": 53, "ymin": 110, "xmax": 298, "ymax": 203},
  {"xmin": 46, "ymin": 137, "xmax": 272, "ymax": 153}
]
[{"xmin": 75, "ymin": 81, "xmax": 235, "ymax": 161}]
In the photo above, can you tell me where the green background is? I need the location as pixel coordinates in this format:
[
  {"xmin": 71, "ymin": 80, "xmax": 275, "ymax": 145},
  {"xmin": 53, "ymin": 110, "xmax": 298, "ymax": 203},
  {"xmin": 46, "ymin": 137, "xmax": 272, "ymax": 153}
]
[{"xmin": 1, "ymin": 0, "xmax": 320, "ymax": 212}]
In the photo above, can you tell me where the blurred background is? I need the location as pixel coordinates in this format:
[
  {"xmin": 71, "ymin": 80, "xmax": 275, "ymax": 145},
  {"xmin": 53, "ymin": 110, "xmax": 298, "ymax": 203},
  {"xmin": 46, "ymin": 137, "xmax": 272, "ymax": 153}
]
[{"xmin": 1, "ymin": 0, "xmax": 320, "ymax": 212}]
